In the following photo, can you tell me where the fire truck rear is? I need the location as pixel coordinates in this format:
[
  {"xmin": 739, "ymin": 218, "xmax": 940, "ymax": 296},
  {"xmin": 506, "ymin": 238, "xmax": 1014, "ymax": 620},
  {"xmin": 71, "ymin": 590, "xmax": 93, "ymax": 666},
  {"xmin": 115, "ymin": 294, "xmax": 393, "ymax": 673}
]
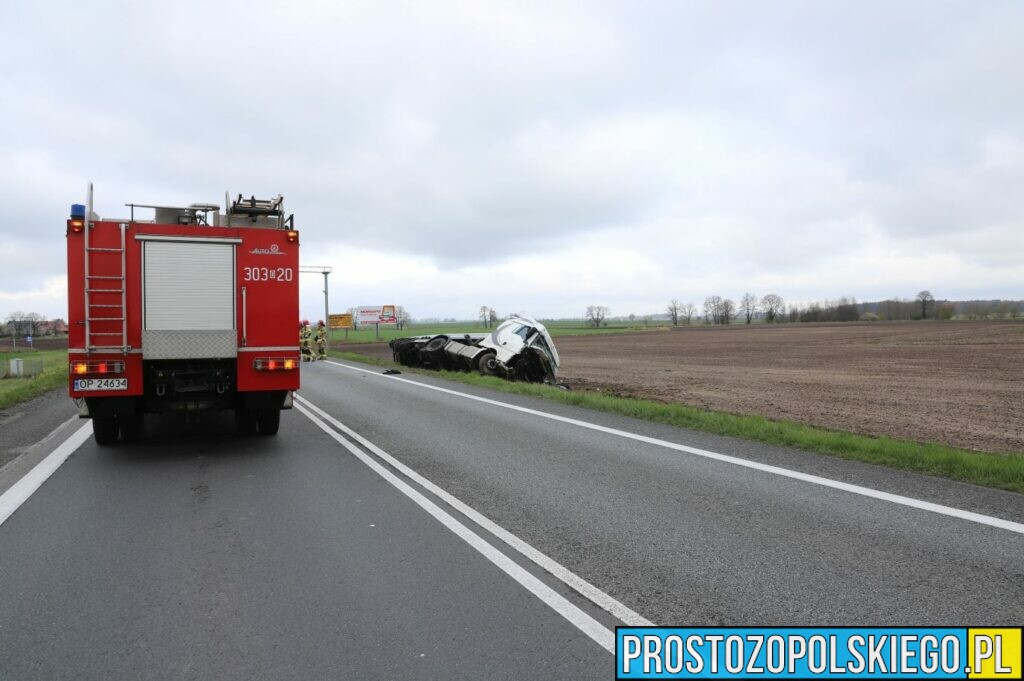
[{"xmin": 67, "ymin": 186, "xmax": 300, "ymax": 445}]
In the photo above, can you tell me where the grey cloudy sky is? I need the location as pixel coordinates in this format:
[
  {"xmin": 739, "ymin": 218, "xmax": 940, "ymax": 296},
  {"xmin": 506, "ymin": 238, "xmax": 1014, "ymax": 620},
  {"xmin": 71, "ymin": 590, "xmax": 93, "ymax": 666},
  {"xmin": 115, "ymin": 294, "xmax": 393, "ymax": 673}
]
[{"xmin": 1, "ymin": 0, "xmax": 1022, "ymax": 321}]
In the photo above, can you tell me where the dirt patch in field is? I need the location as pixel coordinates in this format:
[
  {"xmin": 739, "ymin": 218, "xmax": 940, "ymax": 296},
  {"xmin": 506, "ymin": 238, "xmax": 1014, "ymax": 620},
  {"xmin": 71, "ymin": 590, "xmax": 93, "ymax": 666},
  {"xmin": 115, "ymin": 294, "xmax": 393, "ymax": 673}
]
[{"xmin": 558, "ymin": 322, "xmax": 1024, "ymax": 454}]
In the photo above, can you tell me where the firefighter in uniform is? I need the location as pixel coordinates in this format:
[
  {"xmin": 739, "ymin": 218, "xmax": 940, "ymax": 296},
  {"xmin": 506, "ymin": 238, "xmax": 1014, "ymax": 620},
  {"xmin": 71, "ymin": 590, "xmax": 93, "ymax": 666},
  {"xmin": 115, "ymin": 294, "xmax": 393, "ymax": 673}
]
[
  {"xmin": 300, "ymin": 320, "xmax": 313, "ymax": 362},
  {"xmin": 315, "ymin": 320, "xmax": 328, "ymax": 360}
]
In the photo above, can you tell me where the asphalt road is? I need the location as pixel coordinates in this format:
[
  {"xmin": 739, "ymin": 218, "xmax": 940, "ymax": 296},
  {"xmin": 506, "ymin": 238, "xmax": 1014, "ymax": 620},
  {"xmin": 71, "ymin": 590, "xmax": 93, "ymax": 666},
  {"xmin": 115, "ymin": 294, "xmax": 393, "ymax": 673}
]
[{"xmin": 1, "ymin": 360, "xmax": 1023, "ymax": 679}]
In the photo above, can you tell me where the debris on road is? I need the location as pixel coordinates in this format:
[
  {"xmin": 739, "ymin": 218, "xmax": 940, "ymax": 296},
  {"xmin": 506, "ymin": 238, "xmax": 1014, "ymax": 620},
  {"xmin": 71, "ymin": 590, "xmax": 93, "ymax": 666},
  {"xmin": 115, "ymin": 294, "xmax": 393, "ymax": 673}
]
[{"xmin": 389, "ymin": 315, "xmax": 560, "ymax": 384}]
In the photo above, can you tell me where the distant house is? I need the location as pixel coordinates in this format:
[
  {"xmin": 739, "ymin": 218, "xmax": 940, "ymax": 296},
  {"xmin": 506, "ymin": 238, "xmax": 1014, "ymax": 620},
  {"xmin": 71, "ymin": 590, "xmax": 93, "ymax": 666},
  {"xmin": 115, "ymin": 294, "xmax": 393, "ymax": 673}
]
[{"xmin": 38, "ymin": 319, "xmax": 69, "ymax": 335}]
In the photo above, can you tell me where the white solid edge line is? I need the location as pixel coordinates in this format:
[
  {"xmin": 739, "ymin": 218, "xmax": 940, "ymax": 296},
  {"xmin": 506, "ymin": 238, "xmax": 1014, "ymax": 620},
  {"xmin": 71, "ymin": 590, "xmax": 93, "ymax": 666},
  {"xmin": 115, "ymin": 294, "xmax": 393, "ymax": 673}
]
[
  {"xmin": 293, "ymin": 402, "xmax": 616, "ymax": 654},
  {"xmin": 295, "ymin": 393, "xmax": 654, "ymax": 627},
  {"xmin": 0, "ymin": 421, "xmax": 93, "ymax": 528},
  {"xmin": 325, "ymin": 361, "xmax": 1024, "ymax": 536}
]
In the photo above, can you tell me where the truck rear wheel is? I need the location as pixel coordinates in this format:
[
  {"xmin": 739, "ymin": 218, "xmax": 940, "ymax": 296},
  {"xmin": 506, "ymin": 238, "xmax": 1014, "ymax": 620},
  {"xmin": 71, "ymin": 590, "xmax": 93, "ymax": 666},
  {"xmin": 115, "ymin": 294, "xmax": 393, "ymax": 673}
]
[
  {"xmin": 256, "ymin": 408, "xmax": 281, "ymax": 436},
  {"xmin": 419, "ymin": 336, "xmax": 449, "ymax": 367},
  {"xmin": 93, "ymin": 415, "xmax": 119, "ymax": 446},
  {"xmin": 122, "ymin": 413, "xmax": 144, "ymax": 442},
  {"xmin": 236, "ymin": 407, "xmax": 258, "ymax": 435}
]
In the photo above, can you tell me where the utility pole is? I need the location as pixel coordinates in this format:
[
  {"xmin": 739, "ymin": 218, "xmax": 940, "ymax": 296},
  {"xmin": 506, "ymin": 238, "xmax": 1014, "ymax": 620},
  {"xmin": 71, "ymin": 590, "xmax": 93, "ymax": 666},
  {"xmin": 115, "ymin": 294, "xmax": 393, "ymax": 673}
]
[{"xmin": 300, "ymin": 265, "xmax": 333, "ymax": 339}]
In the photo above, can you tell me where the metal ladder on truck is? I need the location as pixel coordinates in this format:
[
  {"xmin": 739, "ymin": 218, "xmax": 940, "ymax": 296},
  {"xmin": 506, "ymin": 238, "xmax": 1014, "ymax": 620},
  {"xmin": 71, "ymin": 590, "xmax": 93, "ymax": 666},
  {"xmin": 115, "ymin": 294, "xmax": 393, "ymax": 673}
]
[{"xmin": 83, "ymin": 183, "xmax": 128, "ymax": 354}]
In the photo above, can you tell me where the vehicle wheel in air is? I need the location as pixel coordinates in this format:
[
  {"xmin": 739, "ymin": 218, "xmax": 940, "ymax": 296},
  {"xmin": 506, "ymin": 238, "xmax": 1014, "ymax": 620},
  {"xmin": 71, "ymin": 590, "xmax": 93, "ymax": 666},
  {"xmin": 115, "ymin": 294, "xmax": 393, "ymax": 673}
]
[
  {"xmin": 236, "ymin": 407, "xmax": 258, "ymax": 435},
  {"xmin": 419, "ymin": 336, "xmax": 448, "ymax": 367},
  {"xmin": 92, "ymin": 415, "xmax": 119, "ymax": 446},
  {"xmin": 421, "ymin": 336, "xmax": 448, "ymax": 352},
  {"xmin": 256, "ymin": 408, "xmax": 281, "ymax": 436},
  {"xmin": 122, "ymin": 413, "xmax": 144, "ymax": 442},
  {"xmin": 477, "ymin": 352, "xmax": 499, "ymax": 376}
]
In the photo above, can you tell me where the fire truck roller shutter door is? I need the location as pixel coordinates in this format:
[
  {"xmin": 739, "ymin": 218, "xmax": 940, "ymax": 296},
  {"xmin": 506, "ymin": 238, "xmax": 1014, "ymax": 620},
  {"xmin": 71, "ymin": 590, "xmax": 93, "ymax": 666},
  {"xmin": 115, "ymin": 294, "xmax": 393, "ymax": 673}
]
[{"xmin": 142, "ymin": 241, "xmax": 237, "ymax": 359}]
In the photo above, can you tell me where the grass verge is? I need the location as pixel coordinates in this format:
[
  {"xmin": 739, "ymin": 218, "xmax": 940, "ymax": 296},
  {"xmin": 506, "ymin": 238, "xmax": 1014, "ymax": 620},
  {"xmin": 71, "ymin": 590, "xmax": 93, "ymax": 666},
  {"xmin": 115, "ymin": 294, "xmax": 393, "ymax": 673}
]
[
  {"xmin": 329, "ymin": 351, "xmax": 396, "ymax": 367},
  {"xmin": 0, "ymin": 351, "xmax": 68, "ymax": 411},
  {"xmin": 327, "ymin": 350, "xmax": 1024, "ymax": 494}
]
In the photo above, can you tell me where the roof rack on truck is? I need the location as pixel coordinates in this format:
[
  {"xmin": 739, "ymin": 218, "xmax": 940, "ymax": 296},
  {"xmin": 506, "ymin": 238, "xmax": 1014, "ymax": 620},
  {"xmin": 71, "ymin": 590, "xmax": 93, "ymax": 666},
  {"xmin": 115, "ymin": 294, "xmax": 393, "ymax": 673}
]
[
  {"xmin": 125, "ymin": 203, "xmax": 220, "ymax": 225},
  {"xmin": 226, "ymin": 193, "xmax": 293, "ymax": 230},
  {"xmin": 120, "ymin": 194, "xmax": 294, "ymax": 230}
]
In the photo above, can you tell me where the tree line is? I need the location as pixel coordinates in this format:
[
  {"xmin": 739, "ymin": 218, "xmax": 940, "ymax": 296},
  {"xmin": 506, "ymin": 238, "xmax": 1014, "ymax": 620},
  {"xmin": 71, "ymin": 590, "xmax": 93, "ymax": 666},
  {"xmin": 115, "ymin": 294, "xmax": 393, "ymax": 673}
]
[
  {"xmin": 587, "ymin": 291, "xmax": 1023, "ymax": 327},
  {"xmin": 665, "ymin": 293, "xmax": 786, "ymax": 325}
]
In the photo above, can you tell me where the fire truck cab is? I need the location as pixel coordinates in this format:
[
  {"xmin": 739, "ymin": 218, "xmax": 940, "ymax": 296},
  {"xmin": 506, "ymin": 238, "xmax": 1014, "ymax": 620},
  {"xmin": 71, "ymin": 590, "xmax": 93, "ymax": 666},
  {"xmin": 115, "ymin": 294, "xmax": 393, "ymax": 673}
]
[{"xmin": 67, "ymin": 186, "xmax": 301, "ymax": 445}]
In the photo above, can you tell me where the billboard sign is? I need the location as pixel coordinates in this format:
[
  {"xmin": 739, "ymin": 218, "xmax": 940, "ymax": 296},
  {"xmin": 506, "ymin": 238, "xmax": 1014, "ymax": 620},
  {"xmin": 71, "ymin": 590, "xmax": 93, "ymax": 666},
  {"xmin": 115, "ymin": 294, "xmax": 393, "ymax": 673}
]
[
  {"xmin": 328, "ymin": 313, "xmax": 354, "ymax": 330},
  {"xmin": 356, "ymin": 305, "xmax": 398, "ymax": 325}
]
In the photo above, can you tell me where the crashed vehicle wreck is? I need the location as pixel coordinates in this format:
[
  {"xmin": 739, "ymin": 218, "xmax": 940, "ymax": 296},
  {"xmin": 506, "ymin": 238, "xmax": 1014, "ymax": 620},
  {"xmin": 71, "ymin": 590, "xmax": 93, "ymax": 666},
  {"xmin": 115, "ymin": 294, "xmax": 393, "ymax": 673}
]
[{"xmin": 389, "ymin": 315, "xmax": 560, "ymax": 384}]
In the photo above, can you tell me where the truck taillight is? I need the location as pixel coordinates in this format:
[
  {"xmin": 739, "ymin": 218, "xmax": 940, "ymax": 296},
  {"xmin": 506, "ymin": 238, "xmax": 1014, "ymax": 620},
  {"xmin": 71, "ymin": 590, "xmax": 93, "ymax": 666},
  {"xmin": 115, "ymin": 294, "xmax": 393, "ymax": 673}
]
[
  {"xmin": 253, "ymin": 358, "xmax": 297, "ymax": 371},
  {"xmin": 71, "ymin": 361, "xmax": 125, "ymax": 375},
  {"xmin": 286, "ymin": 230, "xmax": 298, "ymax": 243},
  {"xmin": 67, "ymin": 219, "xmax": 84, "ymax": 234}
]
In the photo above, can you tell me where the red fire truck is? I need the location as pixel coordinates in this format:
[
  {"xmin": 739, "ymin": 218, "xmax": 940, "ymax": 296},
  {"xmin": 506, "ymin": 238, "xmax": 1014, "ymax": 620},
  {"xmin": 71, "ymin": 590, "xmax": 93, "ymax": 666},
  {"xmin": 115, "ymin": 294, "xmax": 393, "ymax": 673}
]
[{"xmin": 67, "ymin": 185, "xmax": 300, "ymax": 445}]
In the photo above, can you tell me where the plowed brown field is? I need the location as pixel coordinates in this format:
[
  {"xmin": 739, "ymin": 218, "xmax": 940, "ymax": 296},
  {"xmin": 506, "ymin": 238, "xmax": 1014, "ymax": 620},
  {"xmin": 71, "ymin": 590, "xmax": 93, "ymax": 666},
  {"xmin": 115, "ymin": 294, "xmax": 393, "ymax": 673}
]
[{"xmin": 557, "ymin": 321, "xmax": 1024, "ymax": 454}]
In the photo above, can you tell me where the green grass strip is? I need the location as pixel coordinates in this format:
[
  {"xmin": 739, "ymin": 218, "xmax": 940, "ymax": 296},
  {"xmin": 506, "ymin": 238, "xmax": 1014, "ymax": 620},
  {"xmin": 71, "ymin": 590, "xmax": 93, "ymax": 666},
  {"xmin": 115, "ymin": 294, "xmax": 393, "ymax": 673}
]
[
  {"xmin": 328, "ymin": 350, "xmax": 1024, "ymax": 494},
  {"xmin": 0, "ymin": 351, "xmax": 69, "ymax": 411},
  {"xmin": 329, "ymin": 351, "xmax": 396, "ymax": 367}
]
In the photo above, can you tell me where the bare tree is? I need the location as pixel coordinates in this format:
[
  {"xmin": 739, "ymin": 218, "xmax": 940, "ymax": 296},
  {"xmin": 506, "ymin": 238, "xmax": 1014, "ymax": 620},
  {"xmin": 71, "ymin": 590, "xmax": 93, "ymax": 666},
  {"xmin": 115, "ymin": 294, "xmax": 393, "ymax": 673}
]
[
  {"xmin": 740, "ymin": 292, "xmax": 758, "ymax": 324},
  {"xmin": 395, "ymin": 305, "xmax": 411, "ymax": 330},
  {"xmin": 5, "ymin": 311, "xmax": 31, "ymax": 337},
  {"xmin": 345, "ymin": 306, "xmax": 360, "ymax": 330},
  {"xmin": 24, "ymin": 312, "xmax": 45, "ymax": 335},
  {"xmin": 703, "ymin": 296, "xmax": 722, "ymax": 324},
  {"xmin": 584, "ymin": 305, "xmax": 609, "ymax": 328},
  {"xmin": 761, "ymin": 293, "xmax": 784, "ymax": 323},
  {"xmin": 916, "ymin": 290, "xmax": 935, "ymax": 319},
  {"xmin": 666, "ymin": 299, "xmax": 681, "ymax": 326},
  {"xmin": 720, "ymin": 299, "xmax": 736, "ymax": 325},
  {"xmin": 682, "ymin": 302, "xmax": 696, "ymax": 325},
  {"xmin": 488, "ymin": 308, "xmax": 499, "ymax": 326},
  {"xmin": 479, "ymin": 305, "xmax": 491, "ymax": 328}
]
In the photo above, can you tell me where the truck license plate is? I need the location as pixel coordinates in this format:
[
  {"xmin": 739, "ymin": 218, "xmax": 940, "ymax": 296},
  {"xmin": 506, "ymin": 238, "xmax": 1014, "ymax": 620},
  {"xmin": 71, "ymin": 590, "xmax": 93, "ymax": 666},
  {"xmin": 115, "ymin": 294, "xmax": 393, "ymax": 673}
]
[{"xmin": 74, "ymin": 378, "xmax": 128, "ymax": 391}]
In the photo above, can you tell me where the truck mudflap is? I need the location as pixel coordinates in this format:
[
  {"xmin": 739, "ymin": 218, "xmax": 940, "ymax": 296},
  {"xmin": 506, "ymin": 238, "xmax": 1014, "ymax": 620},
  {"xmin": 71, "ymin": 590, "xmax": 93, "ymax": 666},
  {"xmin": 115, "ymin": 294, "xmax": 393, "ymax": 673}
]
[{"xmin": 74, "ymin": 398, "xmax": 90, "ymax": 418}]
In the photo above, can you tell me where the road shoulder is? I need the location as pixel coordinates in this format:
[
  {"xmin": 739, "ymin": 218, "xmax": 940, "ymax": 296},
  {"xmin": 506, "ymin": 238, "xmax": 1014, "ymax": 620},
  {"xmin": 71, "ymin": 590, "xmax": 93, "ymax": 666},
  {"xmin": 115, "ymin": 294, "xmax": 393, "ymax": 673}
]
[{"xmin": 0, "ymin": 389, "xmax": 79, "ymax": 494}]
